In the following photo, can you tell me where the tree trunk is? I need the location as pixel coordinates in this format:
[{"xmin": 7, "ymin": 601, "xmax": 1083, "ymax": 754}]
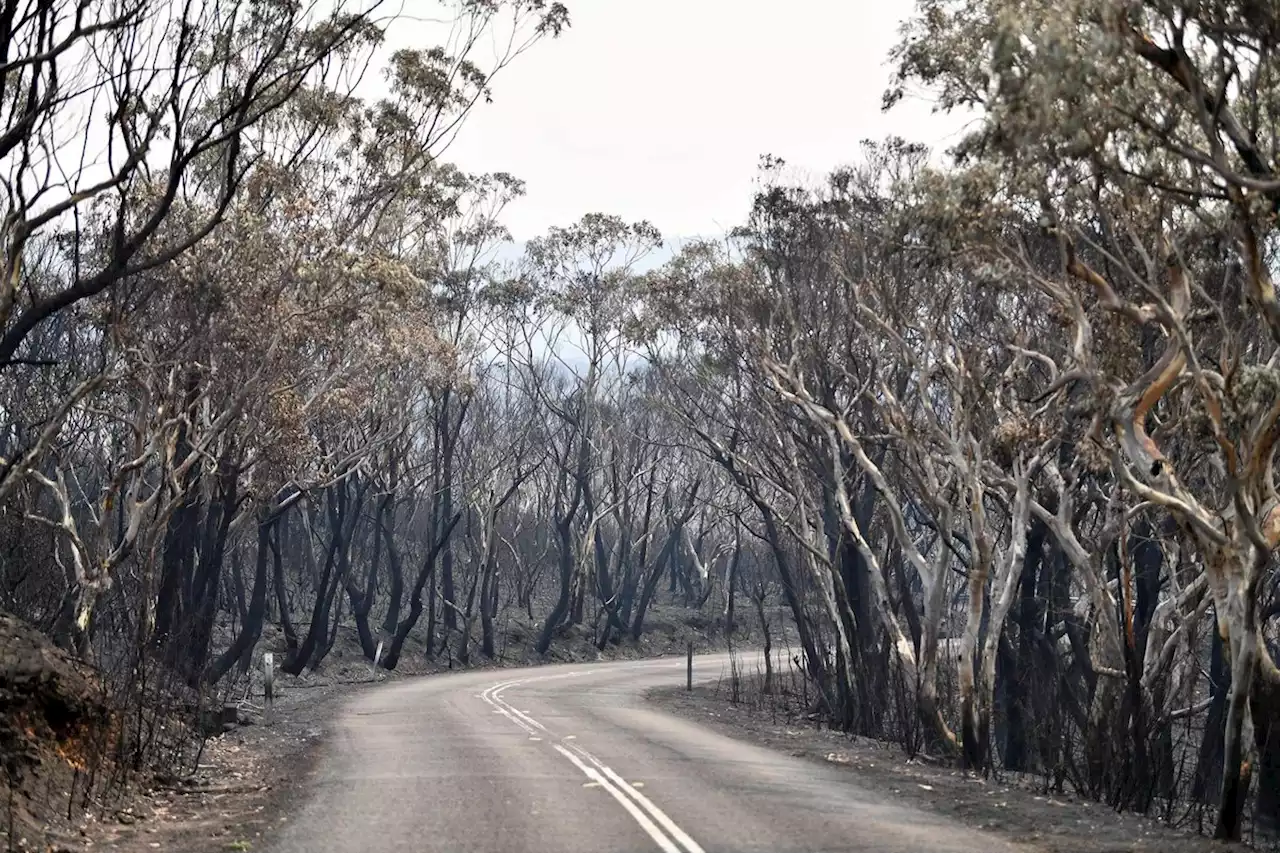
[
  {"xmin": 958, "ymin": 543, "xmax": 990, "ymax": 772},
  {"xmin": 183, "ymin": 466, "xmax": 238, "ymax": 680},
  {"xmin": 1192, "ymin": 623, "xmax": 1227, "ymax": 809},
  {"xmin": 753, "ymin": 590, "xmax": 772, "ymax": 694},
  {"xmin": 383, "ymin": 511, "xmax": 462, "ymax": 670},
  {"xmin": 479, "ymin": 505, "xmax": 500, "ymax": 659},
  {"xmin": 631, "ymin": 527, "xmax": 682, "ymax": 641},
  {"xmin": 154, "ymin": 489, "xmax": 199, "ymax": 648},
  {"xmin": 536, "ymin": 517, "xmax": 576, "ymax": 655},
  {"xmin": 314, "ymin": 583, "xmax": 345, "ymax": 670},
  {"xmin": 51, "ymin": 578, "xmax": 107, "ymax": 659},
  {"xmin": 1215, "ymin": 625, "xmax": 1259, "ymax": 841},
  {"xmin": 206, "ymin": 518, "xmax": 273, "ymax": 684},
  {"xmin": 1252, "ymin": 673, "xmax": 1280, "ymax": 843},
  {"xmin": 440, "ymin": 396, "xmax": 459, "ymax": 635},
  {"xmin": 723, "ymin": 537, "xmax": 740, "ymax": 635},
  {"xmin": 282, "ymin": 525, "xmax": 341, "ymax": 675},
  {"xmin": 231, "ymin": 548, "xmax": 249, "ymax": 624},
  {"xmin": 1004, "ymin": 518, "xmax": 1047, "ymax": 771},
  {"xmin": 271, "ymin": 519, "xmax": 299, "ymax": 658},
  {"xmin": 380, "ymin": 499, "xmax": 404, "ymax": 637}
]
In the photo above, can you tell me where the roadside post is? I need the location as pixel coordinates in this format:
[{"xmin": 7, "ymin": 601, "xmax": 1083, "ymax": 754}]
[
  {"xmin": 263, "ymin": 652, "xmax": 275, "ymax": 718},
  {"xmin": 686, "ymin": 639, "xmax": 694, "ymax": 691}
]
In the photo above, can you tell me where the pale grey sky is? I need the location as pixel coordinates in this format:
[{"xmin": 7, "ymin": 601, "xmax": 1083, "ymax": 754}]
[{"xmin": 392, "ymin": 0, "xmax": 968, "ymax": 243}]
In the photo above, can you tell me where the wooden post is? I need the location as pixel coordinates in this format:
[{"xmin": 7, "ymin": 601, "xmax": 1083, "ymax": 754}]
[
  {"xmin": 263, "ymin": 652, "xmax": 275, "ymax": 711},
  {"xmin": 686, "ymin": 640, "xmax": 693, "ymax": 691}
]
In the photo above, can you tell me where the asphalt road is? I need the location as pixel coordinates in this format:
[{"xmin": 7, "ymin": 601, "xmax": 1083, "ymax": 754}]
[{"xmin": 267, "ymin": 653, "xmax": 1026, "ymax": 853}]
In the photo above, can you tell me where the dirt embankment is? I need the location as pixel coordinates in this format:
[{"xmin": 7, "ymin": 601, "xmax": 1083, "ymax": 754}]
[
  {"xmin": 646, "ymin": 674, "xmax": 1248, "ymax": 853},
  {"xmin": 1, "ymin": 614, "xmax": 110, "ymax": 852}
]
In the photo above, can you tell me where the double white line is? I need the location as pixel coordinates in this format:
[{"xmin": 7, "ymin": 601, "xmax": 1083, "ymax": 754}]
[{"xmin": 479, "ymin": 675, "xmax": 706, "ymax": 853}]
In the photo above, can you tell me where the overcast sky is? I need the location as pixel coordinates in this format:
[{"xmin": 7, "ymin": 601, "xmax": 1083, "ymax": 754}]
[{"xmin": 387, "ymin": 1, "xmax": 969, "ymax": 244}]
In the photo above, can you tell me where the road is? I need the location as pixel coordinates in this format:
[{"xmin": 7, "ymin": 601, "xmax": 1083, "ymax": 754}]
[{"xmin": 267, "ymin": 653, "xmax": 1026, "ymax": 853}]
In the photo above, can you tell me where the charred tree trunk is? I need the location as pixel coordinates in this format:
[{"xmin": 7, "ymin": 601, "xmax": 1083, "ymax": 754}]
[
  {"xmin": 631, "ymin": 539, "xmax": 676, "ymax": 642},
  {"xmin": 1252, "ymin": 670, "xmax": 1280, "ymax": 844},
  {"xmin": 723, "ymin": 533, "xmax": 740, "ymax": 635},
  {"xmin": 230, "ymin": 549, "xmax": 249, "ymax": 625},
  {"xmin": 425, "ymin": 565, "xmax": 439, "ymax": 658},
  {"xmin": 282, "ymin": 493, "xmax": 345, "ymax": 676},
  {"xmin": 536, "ymin": 513, "xmax": 578, "ymax": 655},
  {"xmin": 342, "ymin": 482, "xmax": 379, "ymax": 661},
  {"xmin": 753, "ymin": 500, "xmax": 825, "ymax": 692},
  {"xmin": 752, "ymin": 585, "xmax": 773, "ymax": 694},
  {"xmin": 1002, "ymin": 517, "xmax": 1047, "ymax": 772},
  {"xmin": 439, "ymin": 390, "xmax": 463, "ymax": 635},
  {"xmin": 458, "ymin": 569, "xmax": 479, "ymax": 666},
  {"xmin": 379, "ymin": 496, "xmax": 404, "ymax": 637},
  {"xmin": 184, "ymin": 459, "xmax": 239, "ymax": 683},
  {"xmin": 153, "ymin": 408, "xmax": 199, "ymax": 649},
  {"xmin": 1192, "ymin": 624, "xmax": 1227, "ymax": 809},
  {"xmin": 154, "ymin": 487, "xmax": 199, "ymax": 649},
  {"xmin": 271, "ymin": 518, "xmax": 299, "ymax": 659},
  {"xmin": 206, "ymin": 517, "xmax": 274, "ymax": 684},
  {"xmin": 383, "ymin": 510, "xmax": 462, "ymax": 670}
]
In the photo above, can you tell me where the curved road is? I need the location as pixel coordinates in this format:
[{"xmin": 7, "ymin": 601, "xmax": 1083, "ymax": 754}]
[{"xmin": 267, "ymin": 653, "xmax": 1025, "ymax": 853}]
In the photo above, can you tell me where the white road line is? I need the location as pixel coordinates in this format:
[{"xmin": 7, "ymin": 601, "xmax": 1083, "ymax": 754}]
[
  {"xmin": 552, "ymin": 744, "xmax": 682, "ymax": 853},
  {"xmin": 561, "ymin": 740, "xmax": 707, "ymax": 853},
  {"xmin": 481, "ymin": 681, "xmax": 536, "ymax": 734},
  {"xmin": 479, "ymin": 673, "xmax": 705, "ymax": 853}
]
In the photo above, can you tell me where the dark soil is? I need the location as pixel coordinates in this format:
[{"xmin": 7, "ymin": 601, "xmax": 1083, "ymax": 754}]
[
  {"xmin": 1, "ymin": 613, "xmax": 110, "ymax": 852},
  {"xmin": 646, "ymin": 674, "xmax": 1249, "ymax": 853}
]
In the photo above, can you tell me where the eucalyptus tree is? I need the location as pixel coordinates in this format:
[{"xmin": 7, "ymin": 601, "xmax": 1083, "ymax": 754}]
[
  {"xmin": 519, "ymin": 213, "xmax": 662, "ymax": 654},
  {"xmin": 893, "ymin": 0, "xmax": 1280, "ymax": 838},
  {"xmin": 3, "ymin": 0, "xmax": 571, "ymax": 682},
  {"xmin": 0, "ymin": 0, "xmax": 389, "ymax": 510}
]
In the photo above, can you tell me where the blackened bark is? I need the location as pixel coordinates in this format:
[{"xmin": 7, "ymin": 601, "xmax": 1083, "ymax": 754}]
[
  {"xmin": 271, "ymin": 519, "xmax": 299, "ymax": 658},
  {"xmin": 205, "ymin": 517, "xmax": 274, "ymax": 684},
  {"xmin": 537, "ymin": 513, "xmax": 578, "ymax": 655},
  {"xmin": 154, "ymin": 488, "xmax": 199, "ymax": 647},
  {"xmin": 1003, "ymin": 517, "xmax": 1046, "ymax": 771},
  {"xmin": 425, "ymin": 560, "xmax": 439, "ymax": 658},
  {"xmin": 230, "ymin": 548, "xmax": 249, "ymax": 624},
  {"xmin": 631, "ymin": 534, "xmax": 678, "ymax": 641},
  {"xmin": 342, "ymin": 483, "xmax": 379, "ymax": 661},
  {"xmin": 379, "ymin": 496, "xmax": 404, "ymax": 636},
  {"xmin": 315, "ymin": 582, "xmax": 345, "ymax": 669},
  {"xmin": 480, "ymin": 558, "xmax": 498, "ymax": 659},
  {"xmin": 1192, "ymin": 621, "xmax": 1227, "ymax": 810},
  {"xmin": 282, "ymin": 494, "xmax": 344, "ymax": 675},
  {"xmin": 724, "ymin": 538, "xmax": 740, "ymax": 635},
  {"xmin": 383, "ymin": 510, "xmax": 463, "ymax": 670},
  {"xmin": 185, "ymin": 461, "xmax": 239, "ymax": 681},
  {"xmin": 753, "ymin": 500, "xmax": 825, "ymax": 691},
  {"xmin": 1253, "ymin": 672, "xmax": 1280, "ymax": 843}
]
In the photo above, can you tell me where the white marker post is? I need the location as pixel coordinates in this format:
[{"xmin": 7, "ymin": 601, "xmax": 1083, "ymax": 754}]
[
  {"xmin": 372, "ymin": 640, "xmax": 384, "ymax": 678},
  {"xmin": 263, "ymin": 652, "xmax": 275, "ymax": 714}
]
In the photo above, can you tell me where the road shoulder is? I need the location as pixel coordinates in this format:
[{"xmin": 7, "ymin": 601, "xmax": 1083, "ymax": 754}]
[
  {"xmin": 645, "ymin": 682, "xmax": 1243, "ymax": 853},
  {"xmin": 72, "ymin": 678, "xmax": 355, "ymax": 853}
]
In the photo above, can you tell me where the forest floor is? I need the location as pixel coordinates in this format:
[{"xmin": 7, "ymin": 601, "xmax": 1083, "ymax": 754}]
[
  {"xmin": 6, "ymin": 600, "xmax": 759, "ymax": 853},
  {"xmin": 646, "ymin": 669, "xmax": 1253, "ymax": 853}
]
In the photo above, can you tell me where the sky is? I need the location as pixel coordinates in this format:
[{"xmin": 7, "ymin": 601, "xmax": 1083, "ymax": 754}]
[{"xmin": 384, "ymin": 0, "xmax": 972, "ymax": 247}]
